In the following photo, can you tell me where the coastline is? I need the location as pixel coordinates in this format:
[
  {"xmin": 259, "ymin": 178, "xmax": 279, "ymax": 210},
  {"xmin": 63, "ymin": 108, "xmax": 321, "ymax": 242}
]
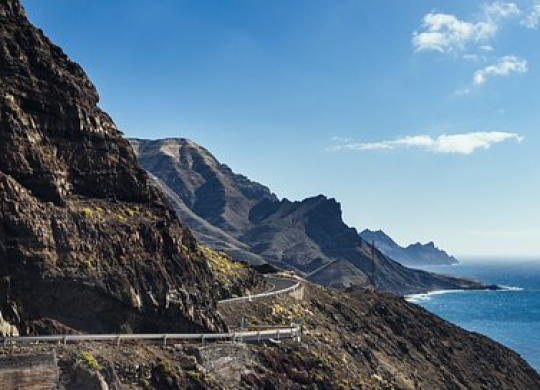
[{"xmin": 405, "ymin": 285, "xmax": 523, "ymax": 304}]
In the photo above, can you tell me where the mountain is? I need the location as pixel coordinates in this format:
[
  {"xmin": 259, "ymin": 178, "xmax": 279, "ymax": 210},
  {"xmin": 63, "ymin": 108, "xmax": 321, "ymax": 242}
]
[
  {"xmin": 360, "ymin": 229, "xmax": 459, "ymax": 266},
  {"xmin": 132, "ymin": 138, "xmax": 492, "ymax": 295},
  {"xmin": 130, "ymin": 138, "xmax": 275, "ymax": 266},
  {"xmin": 0, "ymin": 0, "xmax": 229, "ymax": 335},
  {"xmin": 1, "ymin": 2, "xmax": 539, "ymax": 389}
]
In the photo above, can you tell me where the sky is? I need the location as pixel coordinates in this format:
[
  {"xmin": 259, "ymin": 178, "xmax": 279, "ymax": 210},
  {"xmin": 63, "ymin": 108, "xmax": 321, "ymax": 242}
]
[{"xmin": 21, "ymin": 0, "xmax": 540, "ymax": 258}]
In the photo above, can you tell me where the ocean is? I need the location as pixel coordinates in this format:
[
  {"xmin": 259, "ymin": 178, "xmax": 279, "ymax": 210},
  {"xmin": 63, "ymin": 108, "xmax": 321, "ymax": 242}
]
[{"xmin": 406, "ymin": 259, "xmax": 540, "ymax": 373}]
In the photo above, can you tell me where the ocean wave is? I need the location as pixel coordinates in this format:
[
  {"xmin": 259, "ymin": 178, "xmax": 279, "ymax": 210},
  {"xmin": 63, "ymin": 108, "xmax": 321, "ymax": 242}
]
[
  {"xmin": 405, "ymin": 285, "xmax": 524, "ymax": 303},
  {"xmin": 405, "ymin": 290, "xmax": 465, "ymax": 303},
  {"xmin": 498, "ymin": 285, "xmax": 525, "ymax": 292}
]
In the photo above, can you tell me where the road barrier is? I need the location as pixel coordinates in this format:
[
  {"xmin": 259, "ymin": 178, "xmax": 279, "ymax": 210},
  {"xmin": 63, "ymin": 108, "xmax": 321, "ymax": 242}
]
[
  {"xmin": 1, "ymin": 277, "xmax": 304, "ymax": 347},
  {"xmin": 218, "ymin": 276, "xmax": 302, "ymax": 304},
  {"xmin": 1, "ymin": 326, "xmax": 301, "ymax": 347}
]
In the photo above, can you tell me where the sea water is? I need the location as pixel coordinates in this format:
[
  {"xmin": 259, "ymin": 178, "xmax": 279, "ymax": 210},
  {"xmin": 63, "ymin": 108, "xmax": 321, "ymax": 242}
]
[{"xmin": 406, "ymin": 259, "xmax": 540, "ymax": 373}]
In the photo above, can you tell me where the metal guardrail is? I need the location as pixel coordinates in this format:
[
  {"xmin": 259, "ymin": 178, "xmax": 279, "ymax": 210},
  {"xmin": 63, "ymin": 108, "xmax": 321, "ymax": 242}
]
[
  {"xmin": 1, "ymin": 327, "xmax": 301, "ymax": 347},
  {"xmin": 218, "ymin": 277, "xmax": 302, "ymax": 304},
  {"xmin": 0, "ymin": 277, "xmax": 303, "ymax": 347}
]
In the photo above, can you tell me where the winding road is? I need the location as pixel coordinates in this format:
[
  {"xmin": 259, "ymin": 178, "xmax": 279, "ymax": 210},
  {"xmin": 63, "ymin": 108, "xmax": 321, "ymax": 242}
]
[
  {"xmin": 218, "ymin": 275, "xmax": 301, "ymax": 304},
  {"xmin": 1, "ymin": 276, "xmax": 303, "ymax": 346}
]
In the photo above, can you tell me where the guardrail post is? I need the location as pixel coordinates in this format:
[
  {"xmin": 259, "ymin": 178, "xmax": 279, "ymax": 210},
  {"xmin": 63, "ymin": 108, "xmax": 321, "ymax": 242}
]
[
  {"xmin": 201, "ymin": 334, "xmax": 205, "ymax": 345},
  {"xmin": 163, "ymin": 335, "xmax": 168, "ymax": 347},
  {"xmin": 63, "ymin": 336, "xmax": 67, "ymax": 346},
  {"xmin": 116, "ymin": 335, "xmax": 121, "ymax": 347},
  {"xmin": 257, "ymin": 331, "xmax": 261, "ymax": 343}
]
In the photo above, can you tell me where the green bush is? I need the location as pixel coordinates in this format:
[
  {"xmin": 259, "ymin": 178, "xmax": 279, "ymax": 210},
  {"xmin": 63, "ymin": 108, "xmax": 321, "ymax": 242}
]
[
  {"xmin": 80, "ymin": 351, "xmax": 100, "ymax": 371},
  {"xmin": 81, "ymin": 208, "xmax": 93, "ymax": 218}
]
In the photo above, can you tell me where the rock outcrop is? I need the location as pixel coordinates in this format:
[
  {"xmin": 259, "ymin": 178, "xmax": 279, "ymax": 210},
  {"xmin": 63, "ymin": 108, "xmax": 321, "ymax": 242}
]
[
  {"xmin": 0, "ymin": 0, "xmax": 225, "ymax": 335},
  {"xmin": 132, "ymin": 138, "xmax": 491, "ymax": 295},
  {"xmin": 360, "ymin": 229, "xmax": 459, "ymax": 266}
]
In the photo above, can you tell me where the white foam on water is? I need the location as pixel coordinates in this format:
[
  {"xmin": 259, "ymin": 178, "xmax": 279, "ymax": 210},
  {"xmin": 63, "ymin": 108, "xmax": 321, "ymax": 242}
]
[{"xmin": 405, "ymin": 285, "xmax": 524, "ymax": 303}]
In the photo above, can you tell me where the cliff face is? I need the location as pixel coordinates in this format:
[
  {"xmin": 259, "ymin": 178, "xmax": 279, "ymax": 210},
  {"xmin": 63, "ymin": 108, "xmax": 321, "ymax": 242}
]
[
  {"xmin": 0, "ymin": 0, "xmax": 225, "ymax": 335},
  {"xmin": 130, "ymin": 138, "xmax": 275, "ymax": 266},
  {"xmin": 133, "ymin": 138, "xmax": 490, "ymax": 295},
  {"xmin": 360, "ymin": 229, "xmax": 459, "ymax": 266}
]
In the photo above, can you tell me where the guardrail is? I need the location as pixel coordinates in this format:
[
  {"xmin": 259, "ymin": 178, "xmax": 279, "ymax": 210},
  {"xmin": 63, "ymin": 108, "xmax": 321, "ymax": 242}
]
[
  {"xmin": 218, "ymin": 277, "xmax": 302, "ymax": 304},
  {"xmin": 0, "ymin": 276, "xmax": 304, "ymax": 347},
  {"xmin": 1, "ymin": 326, "xmax": 302, "ymax": 347}
]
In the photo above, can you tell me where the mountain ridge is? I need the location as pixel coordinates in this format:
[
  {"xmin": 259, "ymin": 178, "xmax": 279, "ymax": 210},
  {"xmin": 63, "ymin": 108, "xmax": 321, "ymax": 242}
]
[
  {"xmin": 360, "ymin": 229, "xmax": 459, "ymax": 266},
  {"xmin": 132, "ymin": 137, "xmax": 492, "ymax": 295}
]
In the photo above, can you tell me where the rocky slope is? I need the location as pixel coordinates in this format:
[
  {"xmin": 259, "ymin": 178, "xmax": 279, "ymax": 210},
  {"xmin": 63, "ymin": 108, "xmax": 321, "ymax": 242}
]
[
  {"xmin": 2, "ymin": 283, "xmax": 539, "ymax": 389},
  {"xmin": 0, "ymin": 0, "xmax": 227, "ymax": 335},
  {"xmin": 133, "ymin": 138, "xmax": 492, "ymax": 295},
  {"xmin": 360, "ymin": 229, "xmax": 459, "ymax": 266}
]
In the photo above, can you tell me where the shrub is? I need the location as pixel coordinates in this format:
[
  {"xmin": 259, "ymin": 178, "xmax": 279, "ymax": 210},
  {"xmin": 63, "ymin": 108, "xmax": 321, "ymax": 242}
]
[
  {"xmin": 80, "ymin": 351, "xmax": 100, "ymax": 371},
  {"xmin": 81, "ymin": 208, "xmax": 93, "ymax": 218}
]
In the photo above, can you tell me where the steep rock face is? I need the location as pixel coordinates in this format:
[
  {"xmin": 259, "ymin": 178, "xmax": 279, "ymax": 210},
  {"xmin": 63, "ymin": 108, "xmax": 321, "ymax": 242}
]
[
  {"xmin": 0, "ymin": 0, "xmax": 225, "ymax": 335},
  {"xmin": 133, "ymin": 138, "xmax": 491, "ymax": 295},
  {"xmin": 245, "ymin": 196, "xmax": 483, "ymax": 295},
  {"xmin": 131, "ymin": 138, "xmax": 275, "ymax": 265},
  {"xmin": 360, "ymin": 229, "xmax": 459, "ymax": 266},
  {"xmin": 131, "ymin": 138, "xmax": 277, "ymax": 235}
]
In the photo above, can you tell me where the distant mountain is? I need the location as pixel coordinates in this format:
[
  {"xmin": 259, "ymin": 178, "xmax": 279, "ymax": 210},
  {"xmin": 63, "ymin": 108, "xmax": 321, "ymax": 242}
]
[
  {"xmin": 360, "ymin": 229, "xmax": 459, "ymax": 266},
  {"xmin": 131, "ymin": 138, "xmax": 491, "ymax": 295}
]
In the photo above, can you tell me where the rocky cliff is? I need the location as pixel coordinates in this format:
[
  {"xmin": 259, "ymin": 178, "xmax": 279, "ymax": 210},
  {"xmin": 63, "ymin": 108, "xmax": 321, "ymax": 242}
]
[
  {"xmin": 0, "ymin": 0, "xmax": 226, "ymax": 335},
  {"xmin": 360, "ymin": 229, "xmax": 459, "ymax": 266},
  {"xmin": 132, "ymin": 138, "xmax": 491, "ymax": 295},
  {"xmin": 3, "ymin": 283, "xmax": 539, "ymax": 390}
]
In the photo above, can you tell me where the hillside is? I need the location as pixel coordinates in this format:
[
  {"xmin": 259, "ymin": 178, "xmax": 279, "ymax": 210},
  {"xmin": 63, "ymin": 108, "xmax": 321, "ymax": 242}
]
[
  {"xmin": 0, "ymin": 0, "xmax": 226, "ymax": 335},
  {"xmin": 132, "ymin": 138, "xmax": 492, "ymax": 295},
  {"xmin": 3, "ymin": 282, "xmax": 539, "ymax": 389},
  {"xmin": 360, "ymin": 229, "xmax": 459, "ymax": 266}
]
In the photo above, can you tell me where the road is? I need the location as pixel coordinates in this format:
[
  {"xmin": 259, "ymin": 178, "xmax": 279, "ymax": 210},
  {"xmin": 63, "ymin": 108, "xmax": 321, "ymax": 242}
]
[
  {"xmin": 1, "ymin": 276, "xmax": 302, "ymax": 346},
  {"xmin": 218, "ymin": 275, "xmax": 301, "ymax": 304}
]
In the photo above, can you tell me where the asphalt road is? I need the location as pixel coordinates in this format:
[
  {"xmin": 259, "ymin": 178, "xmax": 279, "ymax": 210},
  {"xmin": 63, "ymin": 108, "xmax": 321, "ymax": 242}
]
[{"xmin": 263, "ymin": 276, "xmax": 299, "ymax": 293}]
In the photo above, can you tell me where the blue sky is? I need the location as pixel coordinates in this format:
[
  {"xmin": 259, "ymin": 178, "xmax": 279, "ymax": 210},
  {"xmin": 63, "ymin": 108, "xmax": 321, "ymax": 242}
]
[{"xmin": 21, "ymin": 0, "xmax": 540, "ymax": 258}]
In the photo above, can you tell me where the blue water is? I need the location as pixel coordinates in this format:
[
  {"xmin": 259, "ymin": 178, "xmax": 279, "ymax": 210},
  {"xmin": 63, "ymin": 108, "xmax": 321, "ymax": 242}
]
[{"xmin": 407, "ymin": 259, "xmax": 540, "ymax": 373}]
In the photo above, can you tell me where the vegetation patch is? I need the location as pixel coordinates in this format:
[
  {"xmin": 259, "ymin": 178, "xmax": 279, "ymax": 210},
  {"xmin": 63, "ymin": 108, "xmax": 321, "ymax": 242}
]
[
  {"xmin": 81, "ymin": 207, "xmax": 93, "ymax": 218},
  {"xmin": 79, "ymin": 351, "xmax": 100, "ymax": 371},
  {"xmin": 201, "ymin": 245, "xmax": 244, "ymax": 280}
]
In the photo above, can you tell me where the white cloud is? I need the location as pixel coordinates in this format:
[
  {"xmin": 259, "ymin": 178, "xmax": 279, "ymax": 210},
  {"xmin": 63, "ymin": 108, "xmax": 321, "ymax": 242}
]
[
  {"xmin": 483, "ymin": 2, "xmax": 521, "ymax": 19},
  {"xmin": 521, "ymin": 3, "xmax": 540, "ymax": 29},
  {"xmin": 473, "ymin": 55, "xmax": 528, "ymax": 85},
  {"xmin": 479, "ymin": 45, "xmax": 495, "ymax": 52},
  {"xmin": 330, "ymin": 132, "xmax": 524, "ymax": 155},
  {"xmin": 412, "ymin": 3, "xmax": 521, "ymax": 54},
  {"xmin": 412, "ymin": 13, "xmax": 496, "ymax": 53}
]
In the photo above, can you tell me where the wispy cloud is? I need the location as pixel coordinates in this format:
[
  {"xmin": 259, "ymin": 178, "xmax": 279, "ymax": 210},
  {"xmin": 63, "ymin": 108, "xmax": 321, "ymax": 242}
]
[
  {"xmin": 473, "ymin": 55, "xmax": 528, "ymax": 85},
  {"xmin": 483, "ymin": 2, "xmax": 521, "ymax": 19},
  {"xmin": 412, "ymin": 3, "xmax": 520, "ymax": 54},
  {"xmin": 330, "ymin": 132, "xmax": 524, "ymax": 155},
  {"xmin": 413, "ymin": 2, "xmax": 534, "ymax": 93},
  {"xmin": 412, "ymin": 13, "xmax": 496, "ymax": 53},
  {"xmin": 521, "ymin": 2, "xmax": 540, "ymax": 29}
]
